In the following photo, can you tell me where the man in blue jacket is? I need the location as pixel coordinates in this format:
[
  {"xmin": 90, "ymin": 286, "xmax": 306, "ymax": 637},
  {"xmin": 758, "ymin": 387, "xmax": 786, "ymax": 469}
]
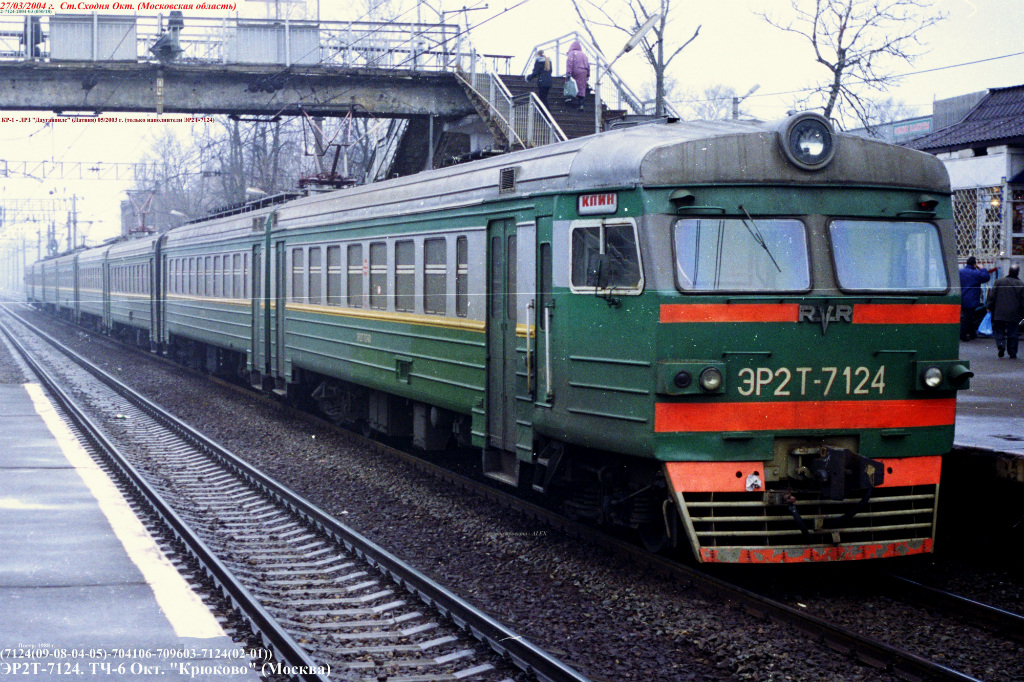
[
  {"xmin": 959, "ymin": 256, "xmax": 992, "ymax": 341},
  {"xmin": 525, "ymin": 50, "xmax": 553, "ymax": 108}
]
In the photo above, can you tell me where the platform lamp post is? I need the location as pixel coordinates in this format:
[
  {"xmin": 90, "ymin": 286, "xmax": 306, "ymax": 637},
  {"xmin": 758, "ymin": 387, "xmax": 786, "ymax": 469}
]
[
  {"xmin": 732, "ymin": 84, "xmax": 760, "ymax": 119},
  {"xmin": 594, "ymin": 12, "xmax": 661, "ymax": 135}
]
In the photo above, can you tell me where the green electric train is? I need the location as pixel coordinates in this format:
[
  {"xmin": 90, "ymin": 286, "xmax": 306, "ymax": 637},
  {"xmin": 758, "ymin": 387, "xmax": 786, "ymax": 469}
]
[{"xmin": 28, "ymin": 113, "xmax": 971, "ymax": 563}]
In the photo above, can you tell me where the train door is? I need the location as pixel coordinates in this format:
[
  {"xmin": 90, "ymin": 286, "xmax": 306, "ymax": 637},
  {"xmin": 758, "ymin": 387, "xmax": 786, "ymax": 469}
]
[
  {"xmin": 102, "ymin": 260, "xmax": 110, "ymax": 332},
  {"xmin": 514, "ymin": 220, "xmax": 538, "ymax": 460},
  {"xmin": 273, "ymin": 239, "xmax": 287, "ymax": 393},
  {"xmin": 250, "ymin": 243, "xmax": 266, "ymax": 387},
  {"xmin": 72, "ymin": 254, "xmax": 80, "ymax": 323},
  {"xmin": 483, "ymin": 217, "xmax": 519, "ymax": 484}
]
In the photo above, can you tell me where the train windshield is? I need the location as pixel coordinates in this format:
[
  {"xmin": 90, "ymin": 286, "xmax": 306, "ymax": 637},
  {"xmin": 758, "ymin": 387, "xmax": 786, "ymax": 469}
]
[
  {"xmin": 830, "ymin": 220, "xmax": 948, "ymax": 292},
  {"xmin": 673, "ymin": 218, "xmax": 810, "ymax": 291}
]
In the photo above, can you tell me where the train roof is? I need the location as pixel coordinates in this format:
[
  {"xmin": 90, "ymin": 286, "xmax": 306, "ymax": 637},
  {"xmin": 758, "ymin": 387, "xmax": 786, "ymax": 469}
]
[
  {"xmin": 106, "ymin": 234, "xmax": 158, "ymax": 259},
  {"xmin": 271, "ymin": 116, "xmax": 949, "ymax": 230}
]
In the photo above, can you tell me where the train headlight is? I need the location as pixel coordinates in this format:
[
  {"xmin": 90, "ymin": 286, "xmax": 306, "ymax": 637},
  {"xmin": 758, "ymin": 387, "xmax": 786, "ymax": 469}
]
[
  {"xmin": 921, "ymin": 366, "xmax": 943, "ymax": 389},
  {"xmin": 699, "ymin": 367, "xmax": 723, "ymax": 392},
  {"xmin": 780, "ymin": 113, "xmax": 837, "ymax": 170}
]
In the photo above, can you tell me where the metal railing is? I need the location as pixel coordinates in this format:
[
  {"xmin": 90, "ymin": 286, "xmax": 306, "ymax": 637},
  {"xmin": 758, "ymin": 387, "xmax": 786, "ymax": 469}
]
[
  {"xmin": 0, "ymin": 14, "xmax": 514, "ymax": 73},
  {"xmin": 523, "ymin": 32, "xmax": 679, "ymax": 119},
  {"xmin": 458, "ymin": 66, "xmax": 566, "ymax": 150}
]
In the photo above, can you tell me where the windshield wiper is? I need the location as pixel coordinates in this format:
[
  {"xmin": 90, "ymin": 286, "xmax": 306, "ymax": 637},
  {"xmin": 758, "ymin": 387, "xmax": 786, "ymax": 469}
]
[{"xmin": 739, "ymin": 204, "xmax": 782, "ymax": 273}]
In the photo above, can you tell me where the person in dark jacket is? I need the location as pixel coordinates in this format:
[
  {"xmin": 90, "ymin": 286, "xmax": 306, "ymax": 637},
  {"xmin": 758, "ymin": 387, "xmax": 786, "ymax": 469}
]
[
  {"xmin": 565, "ymin": 40, "xmax": 590, "ymax": 110},
  {"xmin": 525, "ymin": 49, "xmax": 553, "ymax": 107},
  {"xmin": 959, "ymin": 256, "xmax": 993, "ymax": 340},
  {"xmin": 986, "ymin": 264, "xmax": 1024, "ymax": 359}
]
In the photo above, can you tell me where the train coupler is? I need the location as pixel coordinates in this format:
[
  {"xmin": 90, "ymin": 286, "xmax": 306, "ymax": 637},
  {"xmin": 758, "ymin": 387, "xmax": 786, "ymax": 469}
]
[{"xmin": 807, "ymin": 446, "xmax": 884, "ymax": 501}]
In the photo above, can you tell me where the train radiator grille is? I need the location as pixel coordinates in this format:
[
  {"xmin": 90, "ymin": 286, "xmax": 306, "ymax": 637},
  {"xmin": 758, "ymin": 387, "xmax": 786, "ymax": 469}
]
[{"xmin": 680, "ymin": 485, "xmax": 938, "ymax": 560}]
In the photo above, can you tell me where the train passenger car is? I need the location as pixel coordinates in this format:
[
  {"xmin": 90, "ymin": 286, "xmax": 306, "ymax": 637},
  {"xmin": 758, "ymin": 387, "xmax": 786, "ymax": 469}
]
[
  {"xmin": 53, "ymin": 252, "xmax": 77, "ymax": 320},
  {"xmin": 161, "ymin": 213, "xmax": 262, "ymax": 377},
  {"xmin": 106, "ymin": 236, "xmax": 158, "ymax": 348},
  {"xmin": 251, "ymin": 113, "xmax": 969, "ymax": 563},
  {"xmin": 77, "ymin": 245, "xmax": 110, "ymax": 331},
  {"xmin": 24, "ymin": 259, "xmax": 39, "ymax": 305}
]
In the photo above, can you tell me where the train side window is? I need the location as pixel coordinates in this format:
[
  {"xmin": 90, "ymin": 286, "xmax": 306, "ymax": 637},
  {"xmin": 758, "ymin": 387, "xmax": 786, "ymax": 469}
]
[
  {"xmin": 326, "ymin": 246, "xmax": 341, "ymax": 305},
  {"xmin": 214, "ymin": 256, "xmax": 222, "ymax": 298},
  {"xmin": 347, "ymin": 244, "xmax": 363, "ymax": 308},
  {"xmin": 308, "ymin": 247, "xmax": 322, "ymax": 305},
  {"xmin": 205, "ymin": 256, "xmax": 213, "ymax": 297},
  {"xmin": 233, "ymin": 254, "xmax": 243, "ymax": 299},
  {"xmin": 189, "ymin": 258, "xmax": 195, "ymax": 296},
  {"xmin": 243, "ymin": 253, "xmax": 250, "ymax": 299},
  {"xmin": 222, "ymin": 255, "xmax": 231, "ymax": 298},
  {"xmin": 291, "ymin": 248, "xmax": 305, "ymax": 303},
  {"xmin": 539, "ymin": 242, "xmax": 552, "ymax": 329},
  {"xmin": 570, "ymin": 221, "xmax": 642, "ymax": 291},
  {"xmin": 570, "ymin": 227, "xmax": 601, "ymax": 288},
  {"xmin": 369, "ymin": 241, "xmax": 387, "ymax": 310},
  {"xmin": 424, "ymin": 237, "xmax": 446, "ymax": 315},
  {"xmin": 455, "ymin": 236, "xmax": 468, "ymax": 317},
  {"xmin": 395, "ymin": 240, "xmax": 414, "ymax": 313}
]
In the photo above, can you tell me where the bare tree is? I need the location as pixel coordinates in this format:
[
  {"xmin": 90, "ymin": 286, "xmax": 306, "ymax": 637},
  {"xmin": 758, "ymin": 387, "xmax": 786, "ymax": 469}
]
[
  {"xmin": 677, "ymin": 84, "xmax": 742, "ymax": 121},
  {"xmin": 570, "ymin": 0, "xmax": 700, "ymax": 117},
  {"xmin": 759, "ymin": 0, "xmax": 944, "ymax": 128},
  {"xmin": 857, "ymin": 96, "xmax": 919, "ymax": 137}
]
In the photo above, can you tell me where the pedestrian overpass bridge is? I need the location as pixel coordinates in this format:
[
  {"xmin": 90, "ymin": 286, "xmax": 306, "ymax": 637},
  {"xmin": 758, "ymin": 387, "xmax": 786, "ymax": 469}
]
[{"xmin": 0, "ymin": 13, "xmax": 650, "ymax": 178}]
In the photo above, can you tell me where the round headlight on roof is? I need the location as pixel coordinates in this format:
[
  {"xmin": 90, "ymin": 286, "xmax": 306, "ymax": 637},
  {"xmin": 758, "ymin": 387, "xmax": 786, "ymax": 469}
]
[{"xmin": 780, "ymin": 112, "xmax": 837, "ymax": 170}]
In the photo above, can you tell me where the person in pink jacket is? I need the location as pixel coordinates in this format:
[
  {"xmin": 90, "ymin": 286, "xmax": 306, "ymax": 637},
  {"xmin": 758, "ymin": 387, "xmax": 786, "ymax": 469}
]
[{"xmin": 566, "ymin": 40, "xmax": 590, "ymax": 110}]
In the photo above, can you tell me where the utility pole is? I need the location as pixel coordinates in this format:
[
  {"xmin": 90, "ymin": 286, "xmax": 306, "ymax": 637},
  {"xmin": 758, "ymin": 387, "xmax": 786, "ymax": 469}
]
[{"xmin": 732, "ymin": 85, "xmax": 760, "ymax": 120}]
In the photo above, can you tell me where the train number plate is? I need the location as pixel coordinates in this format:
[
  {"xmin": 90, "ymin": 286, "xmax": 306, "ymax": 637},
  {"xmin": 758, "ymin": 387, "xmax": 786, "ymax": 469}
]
[{"xmin": 737, "ymin": 366, "xmax": 885, "ymax": 397}]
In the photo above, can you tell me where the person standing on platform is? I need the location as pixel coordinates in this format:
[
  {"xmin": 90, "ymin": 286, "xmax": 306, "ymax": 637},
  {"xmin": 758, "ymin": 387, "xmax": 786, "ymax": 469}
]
[
  {"xmin": 959, "ymin": 256, "xmax": 993, "ymax": 340},
  {"xmin": 566, "ymin": 40, "xmax": 590, "ymax": 110},
  {"xmin": 526, "ymin": 49, "xmax": 553, "ymax": 108},
  {"xmin": 986, "ymin": 263, "xmax": 1024, "ymax": 359}
]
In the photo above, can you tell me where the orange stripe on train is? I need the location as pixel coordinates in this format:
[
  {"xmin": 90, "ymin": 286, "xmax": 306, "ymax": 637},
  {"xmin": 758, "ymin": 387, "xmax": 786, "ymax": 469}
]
[
  {"xmin": 654, "ymin": 399, "xmax": 956, "ymax": 432},
  {"xmin": 852, "ymin": 303, "xmax": 959, "ymax": 324},
  {"xmin": 699, "ymin": 540, "xmax": 934, "ymax": 564},
  {"xmin": 665, "ymin": 456, "xmax": 942, "ymax": 494},
  {"xmin": 659, "ymin": 303, "xmax": 959, "ymax": 324}
]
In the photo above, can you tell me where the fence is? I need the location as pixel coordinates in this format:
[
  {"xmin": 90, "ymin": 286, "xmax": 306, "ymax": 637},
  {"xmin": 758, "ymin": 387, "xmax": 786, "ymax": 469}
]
[{"xmin": 0, "ymin": 14, "xmax": 513, "ymax": 73}]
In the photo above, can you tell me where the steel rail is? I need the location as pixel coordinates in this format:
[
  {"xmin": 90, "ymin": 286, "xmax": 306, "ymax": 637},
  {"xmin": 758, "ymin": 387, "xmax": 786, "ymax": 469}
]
[
  {"xmin": 3, "ymin": 307, "xmax": 592, "ymax": 682},
  {"xmin": 0, "ymin": 313, "xmax": 330, "ymax": 682},
  {"xmin": 877, "ymin": 572, "xmax": 1024, "ymax": 643}
]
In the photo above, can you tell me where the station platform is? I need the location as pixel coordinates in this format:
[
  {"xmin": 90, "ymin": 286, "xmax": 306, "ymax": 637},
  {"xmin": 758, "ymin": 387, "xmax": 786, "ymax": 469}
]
[
  {"xmin": 954, "ymin": 337, "xmax": 1024, "ymax": 457},
  {"xmin": 0, "ymin": 340, "xmax": 260, "ymax": 681}
]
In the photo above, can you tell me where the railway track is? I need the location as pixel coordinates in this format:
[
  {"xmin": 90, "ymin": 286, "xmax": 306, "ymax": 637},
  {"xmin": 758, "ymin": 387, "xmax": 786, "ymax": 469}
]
[
  {"xmin": 9, "ymin": 302, "xmax": 1024, "ymax": 682},
  {"xmin": 0, "ymin": 306, "xmax": 591, "ymax": 682}
]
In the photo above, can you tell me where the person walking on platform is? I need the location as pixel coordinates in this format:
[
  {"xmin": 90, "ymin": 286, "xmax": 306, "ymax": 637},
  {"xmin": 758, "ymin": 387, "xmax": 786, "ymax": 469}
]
[
  {"xmin": 986, "ymin": 263, "xmax": 1024, "ymax": 359},
  {"xmin": 525, "ymin": 49, "xmax": 553, "ymax": 107},
  {"xmin": 566, "ymin": 40, "xmax": 590, "ymax": 110},
  {"xmin": 959, "ymin": 256, "xmax": 993, "ymax": 340}
]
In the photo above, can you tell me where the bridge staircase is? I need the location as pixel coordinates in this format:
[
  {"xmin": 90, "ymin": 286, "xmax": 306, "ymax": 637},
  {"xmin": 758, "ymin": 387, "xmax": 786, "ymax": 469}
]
[{"xmin": 498, "ymin": 75, "xmax": 625, "ymax": 139}]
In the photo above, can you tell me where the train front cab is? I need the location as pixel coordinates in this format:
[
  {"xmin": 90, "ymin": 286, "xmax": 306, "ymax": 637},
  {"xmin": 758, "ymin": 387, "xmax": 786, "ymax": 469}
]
[{"xmin": 646, "ymin": 116, "xmax": 972, "ymax": 563}]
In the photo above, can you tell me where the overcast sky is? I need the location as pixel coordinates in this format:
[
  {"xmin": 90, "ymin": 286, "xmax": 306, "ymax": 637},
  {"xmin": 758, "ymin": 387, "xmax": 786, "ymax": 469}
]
[{"xmin": 1, "ymin": 0, "xmax": 1021, "ymax": 248}]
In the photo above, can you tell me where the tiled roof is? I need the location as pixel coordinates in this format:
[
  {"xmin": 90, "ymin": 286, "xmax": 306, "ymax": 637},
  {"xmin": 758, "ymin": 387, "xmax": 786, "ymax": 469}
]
[{"xmin": 906, "ymin": 84, "xmax": 1024, "ymax": 152}]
